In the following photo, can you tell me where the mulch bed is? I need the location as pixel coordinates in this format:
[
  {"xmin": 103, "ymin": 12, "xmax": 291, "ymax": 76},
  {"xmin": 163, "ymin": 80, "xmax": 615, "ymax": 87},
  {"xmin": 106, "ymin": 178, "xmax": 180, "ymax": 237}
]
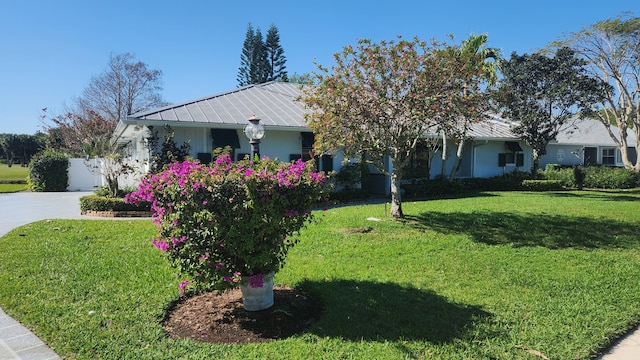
[{"xmin": 163, "ymin": 286, "xmax": 323, "ymax": 344}]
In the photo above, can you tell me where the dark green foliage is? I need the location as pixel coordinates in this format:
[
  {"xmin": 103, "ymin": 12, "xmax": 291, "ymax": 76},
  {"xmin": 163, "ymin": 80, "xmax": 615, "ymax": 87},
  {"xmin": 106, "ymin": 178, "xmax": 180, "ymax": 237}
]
[
  {"xmin": 521, "ymin": 180, "xmax": 565, "ymax": 191},
  {"xmin": 332, "ymin": 162, "xmax": 362, "ymax": 190},
  {"xmin": 497, "ymin": 47, "xmax": 610, "ymax": 177},
  {"xmin": 237, "ymin": 23, "xmax": 287, "ymax": 86},
  {"xmin": 402, "ymin": 179, "xmax": 469, "ymax": 198},
  {"xmin": 329, "ymin": 188, "xmax": 370, "ymax": 203},
  {"xmin": 265, "ymin": 24, "xmax": 288, "ymax": 82},
  {"xmin": 583, "ymin": 166, "xmax": 638, "ymax": 189},
  {"xmin": 79, "ymin": 195, "xmax": 151, "ymax": 213},
  {"xmin": 540, "ymin": 166, "xmax": 575, "ymax": 187},
  {"xmin": 146, "ymin": 125, "xmax": 191, "ymax": 173},
  {"xmin": 0, "ymin": 133, "xmax": 46, "ymax": 166},
  {"xmin": 93, "ymin": 185, "xmax": 139, "ymax": 198},
  {"xmin": 541, "ymin": 166, "xmax": 639, "ymax": 189},
  {"xmin": 403, "ymin": 171, "xmax": 534, "ymax": 198},
  {"xmin": 28, "ymin": 150, "xmax": 69, "ymax": 192}
]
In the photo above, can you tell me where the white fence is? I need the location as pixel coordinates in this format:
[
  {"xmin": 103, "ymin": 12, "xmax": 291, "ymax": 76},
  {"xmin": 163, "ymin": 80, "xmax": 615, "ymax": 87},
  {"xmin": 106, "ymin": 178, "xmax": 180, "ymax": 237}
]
[{"xmin": 67, "ymin": 158, "xmax": 143, "ymax": 192}]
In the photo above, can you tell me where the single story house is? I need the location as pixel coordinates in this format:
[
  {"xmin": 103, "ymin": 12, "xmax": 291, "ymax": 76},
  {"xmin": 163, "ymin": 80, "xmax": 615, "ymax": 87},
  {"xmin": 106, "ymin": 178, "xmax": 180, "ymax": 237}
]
[
  {"xmin": 111, "ymin": 81, "xmax": 633, "ymax": 194},
  {"xmin": 539, "ymin": 118, "xmax": 638, "ymax": 169},
  {"xmin": 112, "ymin": 82, "xmax": 339, "ymax": 174}
]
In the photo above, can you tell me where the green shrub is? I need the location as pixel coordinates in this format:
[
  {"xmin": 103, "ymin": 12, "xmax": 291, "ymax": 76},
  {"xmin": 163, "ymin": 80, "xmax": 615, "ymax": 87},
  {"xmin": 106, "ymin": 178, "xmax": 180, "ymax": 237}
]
[
  {"xmin": 583, "ymin": 166, "xmax": 638, "ymax": 189},
  {"xmin": 542, "ymin": 166, "xmax": 638, "ymax": 189},
  {"xmin": 329, "ymin": 188, "xmax": 370, "ymax": 202},
  {"xmin": 540, "ymin": 167, "xmax": 575, "ymax": 187},
  {"xmin": 521, "ymin": 180, "xmax": 565, "ymax": 191},
  {"xmin": 80, "ymin": 195, "xmax": 151, "ymax": 213},
  {"xmin": 93, "ymin": 185, "xmax": 139, "ymax": 198},
  {"xmin": 28, "ymin": 150, "xmax": 69, "ymax": 192},
  {"xmin": 402, "ymin": 179, "xmax": 469, "ymax": 198}
]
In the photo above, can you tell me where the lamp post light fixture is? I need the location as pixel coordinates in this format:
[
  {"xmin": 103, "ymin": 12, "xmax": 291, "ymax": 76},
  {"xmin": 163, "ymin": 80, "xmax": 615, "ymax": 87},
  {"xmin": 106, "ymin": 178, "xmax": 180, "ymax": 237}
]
[{"xmin": 244, "ymin": 115, "xmax": 265, "ymax": 161}]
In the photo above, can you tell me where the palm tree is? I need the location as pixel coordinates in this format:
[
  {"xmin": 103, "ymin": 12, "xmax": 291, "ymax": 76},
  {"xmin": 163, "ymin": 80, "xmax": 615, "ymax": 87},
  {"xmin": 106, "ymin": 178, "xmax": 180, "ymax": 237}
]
[{"xmin": 445, "ymin": 34, "xmax": 500, "ymax": 180}]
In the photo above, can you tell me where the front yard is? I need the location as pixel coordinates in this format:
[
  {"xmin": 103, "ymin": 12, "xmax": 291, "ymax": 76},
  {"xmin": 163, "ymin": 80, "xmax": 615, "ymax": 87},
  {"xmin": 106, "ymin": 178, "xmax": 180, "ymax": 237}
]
[{"xmin": 0, "ymin": 190, "xmax": 639, "ymax": 359}]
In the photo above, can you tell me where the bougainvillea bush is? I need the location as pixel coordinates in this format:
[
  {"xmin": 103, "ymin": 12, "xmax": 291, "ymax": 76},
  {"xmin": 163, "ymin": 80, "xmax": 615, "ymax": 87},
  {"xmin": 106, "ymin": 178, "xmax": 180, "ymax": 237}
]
[{"xmin": 126, "ymin": 154, "xmax": 328, "ymax": 295}]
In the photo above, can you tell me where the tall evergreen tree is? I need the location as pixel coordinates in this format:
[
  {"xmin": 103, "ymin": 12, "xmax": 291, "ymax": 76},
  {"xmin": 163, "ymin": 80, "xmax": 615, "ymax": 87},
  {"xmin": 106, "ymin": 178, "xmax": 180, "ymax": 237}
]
[
  {"xmin": 237, "ymin": 23, "xmax": 287, "ymax": 86},
  {"xmin": 252, "ymin": 27, "xmax": 268, "ymax": 84},
  {"xmin": 237, "ymin": 24, "xmax": 257, "ymax": 86},
  {"xmin": 265, "ymin": 24, "xmax": 288, "ymax": 82}
]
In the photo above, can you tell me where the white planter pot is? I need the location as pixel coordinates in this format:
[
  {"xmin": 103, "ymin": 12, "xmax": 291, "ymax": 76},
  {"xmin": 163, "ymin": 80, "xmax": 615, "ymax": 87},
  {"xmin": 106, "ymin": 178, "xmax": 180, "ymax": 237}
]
[{"xmin": 239, "ymin": 272, "xmax": 274, "ymax": 311}]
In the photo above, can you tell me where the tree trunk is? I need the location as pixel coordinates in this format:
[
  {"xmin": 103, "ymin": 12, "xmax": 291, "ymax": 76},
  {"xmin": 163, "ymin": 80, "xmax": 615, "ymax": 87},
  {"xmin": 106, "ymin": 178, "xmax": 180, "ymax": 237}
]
[
  {"xmin": 440, "ymin": 131, "xmax": 447, "ymax": 179},
  {"xmin": 448, "ymin": 139, "xmax": 465, "ymax": 181},
  {"xmin": 389, "ymin": 172, "xmax": 404, "ymax": 218},
  {"xmin": 531, "ymin": 150, "xmax": 540, "ymax": 179}
]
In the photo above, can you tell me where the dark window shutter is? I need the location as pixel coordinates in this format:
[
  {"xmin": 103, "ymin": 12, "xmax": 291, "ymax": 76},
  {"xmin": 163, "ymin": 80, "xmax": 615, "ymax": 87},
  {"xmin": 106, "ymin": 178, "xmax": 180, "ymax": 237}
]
[
  {"xmin": 516, "ymin": 153, "xmax": 524, "ymax": 167},
  {"xmin": 321, "ymin": 154, "xmax": 333, "ymax": 172},
  {"xmin": 290, "ymin": 154, "xmax": 302, "ymax": 161},
  {"xmin": 498, "ymin": 153, "xmax": 506, "ymax": 167},
  {"xmin": 211, "ymin": 129, "xmax": 241, "ymax": 149},
  {"xmin": 197, "ymin": 152, "xmax": 212, "ymax": 164}
]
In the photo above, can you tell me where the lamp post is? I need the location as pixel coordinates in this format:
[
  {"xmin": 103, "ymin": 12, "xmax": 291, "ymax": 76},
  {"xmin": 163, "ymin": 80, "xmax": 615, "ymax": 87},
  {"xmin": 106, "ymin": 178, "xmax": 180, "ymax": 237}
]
[{"xmin": 244, "ymin": 115, "xmax": 265, "ymax": 161}]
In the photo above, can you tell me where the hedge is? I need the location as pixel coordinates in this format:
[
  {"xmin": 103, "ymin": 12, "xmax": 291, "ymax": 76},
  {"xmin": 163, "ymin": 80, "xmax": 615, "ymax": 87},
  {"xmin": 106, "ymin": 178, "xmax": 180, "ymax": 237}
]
[
  {"xmin": 28, "ymin": 150, "xmax": 69, "ymax": 192},
  {"xmin": 80, "ymin": 195, "xmax": 151, "ymax": 213},
  {"xmin": 521, "ymin": 180, "xmax": 565, "ymax": 191}
]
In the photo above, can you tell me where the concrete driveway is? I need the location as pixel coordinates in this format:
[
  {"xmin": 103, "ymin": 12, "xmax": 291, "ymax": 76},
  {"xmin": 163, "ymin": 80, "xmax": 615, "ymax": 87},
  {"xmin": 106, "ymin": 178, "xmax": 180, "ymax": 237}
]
[{"xmin": 0, "ymin": 191, "xmax": 93, "ymax": 237}]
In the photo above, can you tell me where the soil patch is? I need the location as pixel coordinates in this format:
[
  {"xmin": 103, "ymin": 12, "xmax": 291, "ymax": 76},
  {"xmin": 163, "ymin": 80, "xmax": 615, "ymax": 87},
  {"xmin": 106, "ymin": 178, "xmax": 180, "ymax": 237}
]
[{"xmin": 164, "ymin": 286, "xmax": 322, "ymax": 344}]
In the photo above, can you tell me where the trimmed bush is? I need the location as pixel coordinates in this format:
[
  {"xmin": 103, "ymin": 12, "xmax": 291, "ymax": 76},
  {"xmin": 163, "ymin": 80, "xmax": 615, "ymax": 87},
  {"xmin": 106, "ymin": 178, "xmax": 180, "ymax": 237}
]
[
  {"xmin": 542, "ymin": 166, "xmax": 638, "ymax": 189},
  {"xmin": 583, "ymin": 166, "xmax": 638, "ymax": 189},
  {"xmin": 329, "ymin": 188, "xmax": 370, "ymax": 202},
  {"xmin": 402, "ymin": 179, "xmax": 468, "ymax": 198},
  {"xmin": 521, "ymin": 180, "xmax": 565, "ymax": 191},
  {"xmin": 28, "ymin": 150, "xmax": 69, "ymax": 192},
  {"xmin": 540, "ymin": 167, "xmax": 575, "ymax": 187},
  {"xmin": 80, "ymin": 195, "xmax": 151, "ymax": 213}
]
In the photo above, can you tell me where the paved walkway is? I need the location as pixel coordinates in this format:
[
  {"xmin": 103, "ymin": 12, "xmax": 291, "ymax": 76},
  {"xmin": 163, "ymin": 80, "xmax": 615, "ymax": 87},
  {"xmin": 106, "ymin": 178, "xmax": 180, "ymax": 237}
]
[
  {"xmin": 0, "ymin": 191, "xmax": 90, "ymax": 360},
  {"xmin": 0, "ymin": 191, "xmax": 638, "ymax": 359}
]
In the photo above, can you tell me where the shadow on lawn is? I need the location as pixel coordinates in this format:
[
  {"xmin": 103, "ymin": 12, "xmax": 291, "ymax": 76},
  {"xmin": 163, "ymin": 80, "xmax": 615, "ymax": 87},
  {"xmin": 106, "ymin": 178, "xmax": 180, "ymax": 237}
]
[
  {"xmin": 299, "ymin": 279, "xmax": 495, "ymax": 344},
  {"xmin": 406, "ymin": 210, "xmax": 639, "ymax": 249},
  {"xmin": 544, "ymin": 190, "xmax": 640, "ymax": 202}
]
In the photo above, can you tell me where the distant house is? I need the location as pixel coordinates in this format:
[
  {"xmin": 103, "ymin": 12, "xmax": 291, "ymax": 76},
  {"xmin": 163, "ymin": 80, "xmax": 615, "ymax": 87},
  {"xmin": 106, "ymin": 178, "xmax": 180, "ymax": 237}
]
[{"xmin": 539, "ymin": 118, "xmax": 638, "ymax": 169}]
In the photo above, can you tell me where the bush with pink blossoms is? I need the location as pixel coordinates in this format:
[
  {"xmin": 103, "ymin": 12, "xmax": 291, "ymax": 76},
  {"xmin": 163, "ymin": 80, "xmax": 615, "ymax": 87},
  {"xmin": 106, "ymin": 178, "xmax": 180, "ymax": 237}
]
[{"xmin": 126, "ymin": 154, "xmax": 328, "ymax": 295}]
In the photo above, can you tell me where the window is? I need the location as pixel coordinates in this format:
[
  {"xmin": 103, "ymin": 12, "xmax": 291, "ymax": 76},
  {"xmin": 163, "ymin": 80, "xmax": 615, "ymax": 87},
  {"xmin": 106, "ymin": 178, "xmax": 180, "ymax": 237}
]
[
  {"xmin": 211, "ymin": 128, "xmax": 241, "ymax": 161},
  {"xmin": 499, "ymin": 141, "xmax": 524, "ymax": 167},
  {"xmin": 602, "ymin": 148, "xmax": 615, "ymax": 165},
  {"xmin": 402, "ymin": 140, "xmax": 432, "ymax": 179}
]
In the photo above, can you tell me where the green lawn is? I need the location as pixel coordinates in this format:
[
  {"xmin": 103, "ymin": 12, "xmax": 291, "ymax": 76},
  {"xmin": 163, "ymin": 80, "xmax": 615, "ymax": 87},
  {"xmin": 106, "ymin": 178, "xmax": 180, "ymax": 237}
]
[
  {"xmin": 0, "ymin": 163, "xmax": 29, "ymax": 192},
  {"xmin": 1, "ymin": 191, "xmax": 639, "ymax": 359}
]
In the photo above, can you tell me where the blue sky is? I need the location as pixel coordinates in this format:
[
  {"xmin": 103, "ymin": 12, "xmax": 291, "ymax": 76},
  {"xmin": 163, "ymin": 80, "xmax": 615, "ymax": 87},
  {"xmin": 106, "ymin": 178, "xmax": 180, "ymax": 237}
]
[{"xmin": 1, "ymin": 0, "xmax": 638, "ymax": 134}]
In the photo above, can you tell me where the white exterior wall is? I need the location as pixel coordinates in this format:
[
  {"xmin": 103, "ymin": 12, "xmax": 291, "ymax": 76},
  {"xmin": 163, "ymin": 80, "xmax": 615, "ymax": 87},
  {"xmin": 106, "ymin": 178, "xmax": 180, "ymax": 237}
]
[
  {"xmin": 67, "ymin": 157, "xmax": 147, "ymax": 192},
  {"xmin": 167, "ymin": 127, "xmax": 312, "ymax": 164},
  {"xmin": 471, "ymin": 140, "xmax": 531, "ymax": 178},
  {"xmin": 539, "ymin": 144, "xmax": 583, "ymax": 169},
  {"xmin": 67, "ymin": 158, "xmax": 104, "ymax": 191}
]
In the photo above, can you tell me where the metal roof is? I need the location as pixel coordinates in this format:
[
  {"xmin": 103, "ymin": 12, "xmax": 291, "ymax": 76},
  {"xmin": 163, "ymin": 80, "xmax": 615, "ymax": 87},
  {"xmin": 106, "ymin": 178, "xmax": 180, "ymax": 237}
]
[
  {"xmin": 552, "ymin": 118, "xmax": 636, "ymax": 146},
  {"xmin": 126, "ymin": 81, "xmax": 311, "ymax": 130},
  {"xmin": 467, "ymin": 116, "xmax": 519, "ymax": 140}
]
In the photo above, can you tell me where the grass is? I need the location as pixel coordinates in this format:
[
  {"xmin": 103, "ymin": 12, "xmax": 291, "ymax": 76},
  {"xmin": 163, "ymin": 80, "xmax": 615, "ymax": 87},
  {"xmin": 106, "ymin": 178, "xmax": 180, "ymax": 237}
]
[
  {"xmin": 1, "ymin": 191, "xmax": 639, "ymax": 359},
  {"xmin": 0, "ymin": 163, "xmax": 29, "ymax": 192}
]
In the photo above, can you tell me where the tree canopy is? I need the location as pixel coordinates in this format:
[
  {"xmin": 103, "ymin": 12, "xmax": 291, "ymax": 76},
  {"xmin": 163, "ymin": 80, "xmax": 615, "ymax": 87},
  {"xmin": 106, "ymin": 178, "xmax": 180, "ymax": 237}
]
[
  {"xmin": 237, "ymin": 23, "xmax": 287, "ymax": 86},
  {"xmin": 78, "ymin": 52, "xmax": 165, "ymax": 123},
  {"xmin": 551, "ymin": 14, "xmax": 640, "ymax": 176},
  {"xmin": 0, "ymin": 133, "xmax": 46, "ymax": 166},
  {"xmin": 496, "ymin": 47, "xmax": 610, "ymax": 177},
  {"xmin": 44, "ymin": 53, "xmax": 165, "ymax": 158},
  {"xmin": 302, "ymin": 36, "xmax": 495, "ymax": 218}
]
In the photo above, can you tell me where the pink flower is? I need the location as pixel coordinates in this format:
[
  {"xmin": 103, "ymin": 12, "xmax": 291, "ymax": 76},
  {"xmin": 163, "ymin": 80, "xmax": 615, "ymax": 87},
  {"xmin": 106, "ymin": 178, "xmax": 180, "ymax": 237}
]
[{"xmin": 152, "ymin": 238, "xmax": 169, "ymax": 252}]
